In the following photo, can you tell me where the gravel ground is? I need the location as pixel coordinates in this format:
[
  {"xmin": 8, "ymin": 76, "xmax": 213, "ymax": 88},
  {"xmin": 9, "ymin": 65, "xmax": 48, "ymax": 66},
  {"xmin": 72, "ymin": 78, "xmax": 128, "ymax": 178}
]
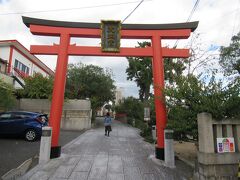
[{"xmin": 174, "ymin": 141, "xmax": 197, "ymax": 167}]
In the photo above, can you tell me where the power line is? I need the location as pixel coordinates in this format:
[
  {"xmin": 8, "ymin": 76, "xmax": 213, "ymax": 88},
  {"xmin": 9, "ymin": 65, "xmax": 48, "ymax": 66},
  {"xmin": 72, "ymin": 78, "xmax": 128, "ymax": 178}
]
[
  {"xmin": 174, "ymin": 0, "xmax": 200, "ymax": 48},
  {"xmin": 122, "ymin": 0, "xmax": 145, "ymax": 23},
  {"xmin": 184, "ymin": 3, "xmax": 240, "ymax": 47},
  {"xmin": 231, "ymin": 0, "xmax": 240, "ymax": 37},
  {"xmin": 0, "ymin": 1, "xmax": 149, "ymax": 16},
  {"xmin": 186, "ymin": 0, "xmax": 200, "ymax": 22}
]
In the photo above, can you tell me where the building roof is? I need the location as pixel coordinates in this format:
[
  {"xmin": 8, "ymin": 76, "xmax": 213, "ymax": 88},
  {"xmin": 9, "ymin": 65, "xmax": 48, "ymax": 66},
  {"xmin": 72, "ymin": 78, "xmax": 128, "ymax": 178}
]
[
  {"xmin": 0, "ymin": 58, "xmax": 7, "ymax": 64},
  {"xmin": 22, "ymin": 16, "xmax": 198, "ymax": 32},
  {"xmin": 0, "ymin": 40, "xmax": 54, "ymax": 76}
]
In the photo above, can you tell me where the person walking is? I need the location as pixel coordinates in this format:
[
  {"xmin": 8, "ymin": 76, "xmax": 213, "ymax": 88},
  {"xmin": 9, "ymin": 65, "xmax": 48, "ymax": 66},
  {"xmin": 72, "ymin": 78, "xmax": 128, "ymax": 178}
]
[{"xmin": 104, "ymin": 112, "xmax": 112, "ymax": 136}]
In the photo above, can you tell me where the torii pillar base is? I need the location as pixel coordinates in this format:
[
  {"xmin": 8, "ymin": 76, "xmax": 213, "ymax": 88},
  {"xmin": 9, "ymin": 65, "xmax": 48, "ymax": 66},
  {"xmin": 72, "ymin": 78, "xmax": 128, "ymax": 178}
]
[
  {"xmin": 50, "ymin": 146, "xmax": 61, "ymax": 159},
  {"xmin": 156, "ymin": 147, "xmax": 164, "ymax": 160}
]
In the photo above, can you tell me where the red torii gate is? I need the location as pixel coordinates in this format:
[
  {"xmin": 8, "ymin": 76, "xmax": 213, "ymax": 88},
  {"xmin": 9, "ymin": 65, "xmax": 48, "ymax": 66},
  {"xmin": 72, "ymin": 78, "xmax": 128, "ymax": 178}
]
[{"xmin": 22, "ymin": 16, "xmax": 198, "ymax": 159}]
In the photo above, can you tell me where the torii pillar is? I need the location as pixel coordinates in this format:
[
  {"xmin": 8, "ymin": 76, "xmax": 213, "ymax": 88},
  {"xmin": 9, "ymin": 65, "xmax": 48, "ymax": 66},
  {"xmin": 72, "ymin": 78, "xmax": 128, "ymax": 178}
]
[{"xmin": 22, "ymin": 16, "xmax": 198, "ymax": 159}]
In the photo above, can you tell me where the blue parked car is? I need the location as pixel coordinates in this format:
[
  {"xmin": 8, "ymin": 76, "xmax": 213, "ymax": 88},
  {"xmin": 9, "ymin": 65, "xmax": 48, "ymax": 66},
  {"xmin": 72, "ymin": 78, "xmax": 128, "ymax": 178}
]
[{"xmin": 0, "ymin": 111, "xmax": 48, "ymax": 141}]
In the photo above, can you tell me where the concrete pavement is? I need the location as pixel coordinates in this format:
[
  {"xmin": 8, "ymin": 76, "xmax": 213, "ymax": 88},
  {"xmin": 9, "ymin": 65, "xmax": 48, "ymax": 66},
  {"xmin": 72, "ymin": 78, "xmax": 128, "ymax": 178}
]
[{"xmin": 20, "ymin": 118, "xmax": 192, "ymax": 180}]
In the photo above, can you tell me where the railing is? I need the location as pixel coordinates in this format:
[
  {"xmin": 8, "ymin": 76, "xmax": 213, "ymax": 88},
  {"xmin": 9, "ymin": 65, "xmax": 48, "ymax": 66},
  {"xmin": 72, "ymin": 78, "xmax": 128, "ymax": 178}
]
[
  {"xmin": 198, "ymin": 113, "xmax": 240, "ymax": 153},
  {"xmin": 195, "ymin": 112, "xmax": 240, "ymax": 179},
  {"xmin": 13, "ymin": 67, "xmax": 29, "ymax": 79},
  {"xmin": 0, "ymin": 65, "xmax": 28, "ymax": 88}
]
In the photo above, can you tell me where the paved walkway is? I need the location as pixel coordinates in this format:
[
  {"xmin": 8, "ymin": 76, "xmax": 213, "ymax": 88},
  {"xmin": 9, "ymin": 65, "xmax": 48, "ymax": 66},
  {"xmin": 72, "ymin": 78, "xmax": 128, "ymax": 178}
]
[{"xmin": 20, "ymin": 118, "xmax": 192, "ymax": 180}]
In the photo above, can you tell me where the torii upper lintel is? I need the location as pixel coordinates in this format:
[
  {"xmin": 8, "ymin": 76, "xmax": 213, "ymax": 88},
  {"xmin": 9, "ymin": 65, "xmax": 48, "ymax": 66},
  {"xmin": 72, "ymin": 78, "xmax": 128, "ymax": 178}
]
[{"xmin": 22, "ymin": 16, "xmax": 198, "ymax": 31}]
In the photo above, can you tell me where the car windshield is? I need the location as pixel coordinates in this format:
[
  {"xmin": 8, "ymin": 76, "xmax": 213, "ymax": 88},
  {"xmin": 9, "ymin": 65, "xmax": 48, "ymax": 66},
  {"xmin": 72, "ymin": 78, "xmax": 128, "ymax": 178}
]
[
  {"xmin": 0, "ymin": 112, "xmax": 47, "ymax": 121},
  {"xmin": 0, "ymin": 113, "xmax": 11, "ymax": 119},
  {"xmin": 13, "ymin": 113, "xmax": 31, "ymax": 119}
]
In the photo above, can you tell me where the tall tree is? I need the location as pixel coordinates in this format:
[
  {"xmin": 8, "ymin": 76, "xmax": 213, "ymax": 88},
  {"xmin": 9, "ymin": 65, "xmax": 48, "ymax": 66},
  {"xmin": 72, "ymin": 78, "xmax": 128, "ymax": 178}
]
[
  {"xmin": 65, "ymin": 63, "xmax": 116, "ymax": 116},
  {"xmin": 126, "ymin": 41, "xmax": 186, "ymax": 101},
  {"xmin": 126, "ymin": 42, "xmax": 152, "ymax": 102},
  {"xmin": 163, "ymin": 33, "xmax": 240, "ymax": 140},
  {"xmin": 220, "ymin": 31, "xmax": 240, "ymax": 76},
  {"xmin": 115, "ymin": 96, "xmax": 144, "ymax": 124},
  {"xmin": 164, "ymin": 74, "xmax": 240, "ymax": 139}
]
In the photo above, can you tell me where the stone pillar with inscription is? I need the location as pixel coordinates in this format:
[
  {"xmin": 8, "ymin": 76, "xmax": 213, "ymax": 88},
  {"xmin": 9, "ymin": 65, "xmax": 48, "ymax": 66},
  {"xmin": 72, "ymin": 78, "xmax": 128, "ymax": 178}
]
[
  {"xmin": 39, "ymin": 126, "xmax": 52, "ymax": 164},
  {"xmin": 164, "ymin": 129, "xmax": 175, "ymax": 168}
]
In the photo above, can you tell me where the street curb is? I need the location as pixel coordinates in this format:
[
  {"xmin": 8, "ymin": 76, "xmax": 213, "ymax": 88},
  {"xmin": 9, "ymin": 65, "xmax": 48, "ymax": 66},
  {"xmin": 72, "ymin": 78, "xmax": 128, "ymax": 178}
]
[
  {"xmin": 148, "ymin": 154, "xmax": 176, "ymax": 169},
  {"xmin": 1, "ymin": 158, "xmax": 32, "ymax": 180},
  {"xmin": 8, "ymin": 129, "xmax": 87, "ymax": 180},
  {"xmin": 61, "ymin": 129, "xmax": 87, "ymax": 150},
  {"xmin": 175, "ymin": 155, "xmax": 195, "ymax": 168}
]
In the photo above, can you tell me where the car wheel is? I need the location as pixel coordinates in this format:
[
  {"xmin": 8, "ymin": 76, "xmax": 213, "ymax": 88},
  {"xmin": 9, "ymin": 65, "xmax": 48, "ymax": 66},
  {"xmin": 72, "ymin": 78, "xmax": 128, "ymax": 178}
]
[{"xmin": 25, "ymin": 129, "xmax": 37, "ymax": 141}]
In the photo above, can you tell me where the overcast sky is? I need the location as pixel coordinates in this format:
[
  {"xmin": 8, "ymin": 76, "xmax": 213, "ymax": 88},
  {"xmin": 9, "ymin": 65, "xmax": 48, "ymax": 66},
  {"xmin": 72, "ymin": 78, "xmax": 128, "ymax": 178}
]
[{"xmin": 0, "ymin": 0, "xmax": 239, "ymax": 97}]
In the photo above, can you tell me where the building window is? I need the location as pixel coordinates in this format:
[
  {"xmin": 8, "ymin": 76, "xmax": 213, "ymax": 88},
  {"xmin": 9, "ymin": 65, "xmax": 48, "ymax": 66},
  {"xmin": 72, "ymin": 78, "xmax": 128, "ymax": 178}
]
[
  {"xmin": 14, "ymin": 59, "xmax": 29, "ymax": 74},
  {"xmin": 14, "ymin": 59, "xmax": 30, "ymax": 77},
  {"xmin": 21, "ymin": 64, "xmax": 26, "ymax": 72},
  {"xmin": 14, "ymin": 59, "xmax": 19, "ymax": 68},
  {"xmin": 26, "ymin": 67, "xmax": 29, "ymax": 75}
]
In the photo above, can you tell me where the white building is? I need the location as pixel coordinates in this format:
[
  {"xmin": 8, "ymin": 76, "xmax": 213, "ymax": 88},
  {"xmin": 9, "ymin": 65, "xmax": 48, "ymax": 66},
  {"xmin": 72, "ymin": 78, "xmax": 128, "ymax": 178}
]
[
  {"xmin": 115, "ymin": 87, "xmax": 124, "ymax": 105},
  {"xmin": 0, "ymin": 40, "xmax": 54, "ymax": 88}
]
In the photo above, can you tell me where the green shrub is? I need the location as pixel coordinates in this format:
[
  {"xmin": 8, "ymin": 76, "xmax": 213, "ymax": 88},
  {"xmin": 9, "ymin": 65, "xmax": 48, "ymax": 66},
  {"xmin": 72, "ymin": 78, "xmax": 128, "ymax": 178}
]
[{"xmin": 0, "ymin": 80, "xmax": 16, "ymax": 111}]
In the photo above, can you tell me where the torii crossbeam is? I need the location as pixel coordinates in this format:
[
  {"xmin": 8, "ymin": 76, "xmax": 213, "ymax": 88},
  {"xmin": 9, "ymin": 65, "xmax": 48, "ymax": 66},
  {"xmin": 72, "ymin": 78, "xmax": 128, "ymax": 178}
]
[{"xmin": 22, "ymin": 16, "xmax": 198, "ymax": 159}]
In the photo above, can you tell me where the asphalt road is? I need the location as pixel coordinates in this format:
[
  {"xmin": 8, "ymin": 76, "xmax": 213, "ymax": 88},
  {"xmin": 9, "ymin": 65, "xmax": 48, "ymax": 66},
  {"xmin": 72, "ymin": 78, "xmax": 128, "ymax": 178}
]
[{"xmin": 0, "ymin": 130, "xmax": 84, "ymax": 177}]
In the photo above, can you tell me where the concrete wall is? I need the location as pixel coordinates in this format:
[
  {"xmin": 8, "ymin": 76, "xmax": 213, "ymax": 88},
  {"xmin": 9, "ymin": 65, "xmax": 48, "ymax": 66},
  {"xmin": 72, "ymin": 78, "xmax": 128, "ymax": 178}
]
[
  {"xmin": 12, "ymin": 50, "xmax": 31, "ymax": 75},
  {"xmin": 0, "ymin": 45, "xmax": 51, "ymax": 89},
  {"xmin": 0, "ymin": 46, "xmax": 10, "ymax": 61},
  {"xmin": 0, "ymin": 73, "xmax": 14, "ymax": 84},
  {"xmin": 31, "ymin": 63, "xmax": 48, "ymax": 77},
  {"xmin": 194, "ymin": 112, "xmax": 240, "ymax": 179},
  {"xmin": 18, "ymin": 99, "xmax": 91, "ymax": 131},
  {"xmin": 0, "ymin": 61, "xmax": 7, "ymax": 73},
  {"xmin": 11, "ymin": 48, "xmax": 48, "ymax": 77}
]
